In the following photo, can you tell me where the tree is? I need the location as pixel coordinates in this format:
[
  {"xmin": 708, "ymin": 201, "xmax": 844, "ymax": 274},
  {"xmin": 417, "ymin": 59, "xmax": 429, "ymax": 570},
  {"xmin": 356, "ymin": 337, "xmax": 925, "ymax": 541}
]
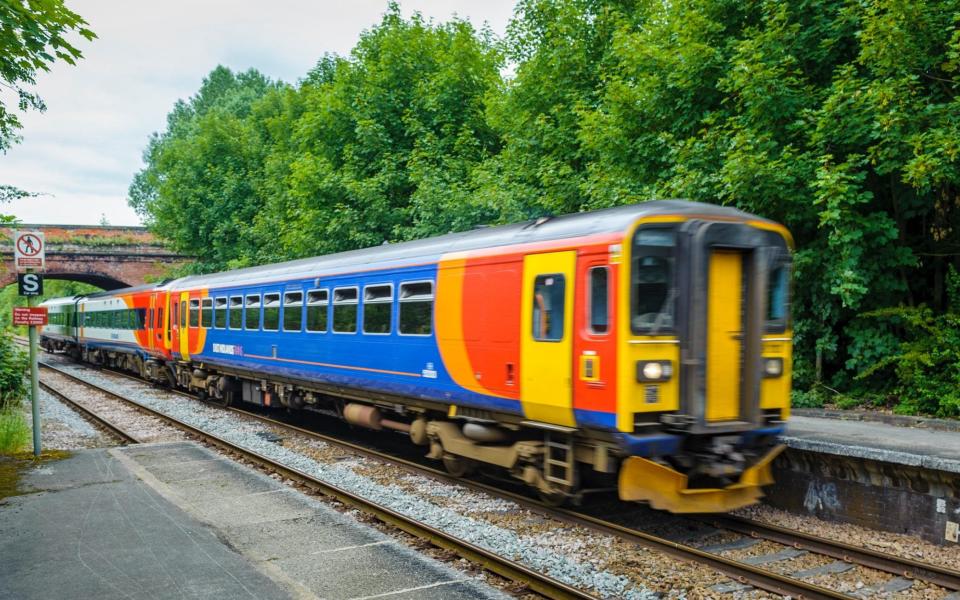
[
  {"xmin": 128, "ymin": 66, "xmax": 278, "ymax": 272},
  {"xmin": 0, "ymin": 0, "xmax": 96, "ymax": 152},
  {"xmin": 246, "ymin": 5, "xmax": 504, "ymax": 263}
]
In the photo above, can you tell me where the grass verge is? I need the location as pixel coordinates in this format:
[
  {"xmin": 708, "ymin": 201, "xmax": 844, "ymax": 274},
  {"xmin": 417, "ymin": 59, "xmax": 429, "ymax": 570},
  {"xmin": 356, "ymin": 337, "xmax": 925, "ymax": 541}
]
[{"xmin": 0, "ymin": 403, "xmax": 30, "ymax": 455}]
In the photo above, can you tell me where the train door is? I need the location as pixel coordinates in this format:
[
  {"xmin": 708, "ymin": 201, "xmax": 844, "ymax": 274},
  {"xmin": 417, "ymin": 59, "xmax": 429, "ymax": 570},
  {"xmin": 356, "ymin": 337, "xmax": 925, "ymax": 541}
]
[
  {"xmin": 705, "ymin": 249, "xmax": 744, "ymax": 421},
  {"xmin": 520, "ymin": 251, "xmax": 576, "ymax": 427},
  {"xmin": 147, "ymin": 294, "xmax": 155, "ymax": 351},
  {"xmin": 169, "ymin": 292, "xmax": 180, "ymax": 356}
]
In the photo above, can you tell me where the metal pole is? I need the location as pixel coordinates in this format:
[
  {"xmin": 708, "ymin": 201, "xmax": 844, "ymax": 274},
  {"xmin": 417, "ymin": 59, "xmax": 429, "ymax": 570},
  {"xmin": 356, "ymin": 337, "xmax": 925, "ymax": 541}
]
[{"xmin": 28, "ymin": 292, "xmax": 40, "ymax": 456}]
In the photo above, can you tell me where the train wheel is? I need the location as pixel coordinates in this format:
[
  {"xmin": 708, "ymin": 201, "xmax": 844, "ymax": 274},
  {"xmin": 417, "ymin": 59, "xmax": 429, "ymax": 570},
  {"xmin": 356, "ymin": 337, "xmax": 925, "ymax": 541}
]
[
  {"xmin": 537, "ymin": 489, "xmax": 568, "ymax": 507},
  {"xmin": 442, "ymin": 454, "xmax": 475, "ymax": 478}
]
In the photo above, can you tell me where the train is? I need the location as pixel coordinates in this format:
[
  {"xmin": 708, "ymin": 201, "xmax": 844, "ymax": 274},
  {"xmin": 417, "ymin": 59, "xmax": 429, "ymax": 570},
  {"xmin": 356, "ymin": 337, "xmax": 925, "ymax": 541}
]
[{"xmin": 40, "ymin": 200, "xmax": 793, "ymax": 512}]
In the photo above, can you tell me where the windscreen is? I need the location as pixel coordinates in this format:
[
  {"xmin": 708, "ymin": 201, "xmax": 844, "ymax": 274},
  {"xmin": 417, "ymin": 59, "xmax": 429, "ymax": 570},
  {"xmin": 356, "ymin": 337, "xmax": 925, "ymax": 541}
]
[{"xmin": 631, "ymin": 226, "xmax": 676, "ymax": 334}]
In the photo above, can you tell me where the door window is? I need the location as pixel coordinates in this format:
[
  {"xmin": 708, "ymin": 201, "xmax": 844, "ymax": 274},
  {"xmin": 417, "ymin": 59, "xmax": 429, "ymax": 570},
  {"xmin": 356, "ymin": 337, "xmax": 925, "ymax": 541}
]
[{"xmin": 532, "ymin": 274, "xmax": 565, "ymax": 341}]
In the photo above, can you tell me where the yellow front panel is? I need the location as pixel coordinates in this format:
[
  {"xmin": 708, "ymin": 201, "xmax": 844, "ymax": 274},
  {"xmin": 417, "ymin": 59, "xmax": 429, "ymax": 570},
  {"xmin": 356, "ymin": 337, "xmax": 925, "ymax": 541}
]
[
  {"xmin": 761, "ymin": 335, "xmax": 793, "ymax": 419},
  {"xmin": 706, "ymin": 250, "xmax": 743, "ymax": 421},
  {"xmin": 616, "ymin": 217, "xmax": 686, "ymax": 433},
  {"xmin": 521, "ymin": 251, "xmax": 576, "ymax": 426}
]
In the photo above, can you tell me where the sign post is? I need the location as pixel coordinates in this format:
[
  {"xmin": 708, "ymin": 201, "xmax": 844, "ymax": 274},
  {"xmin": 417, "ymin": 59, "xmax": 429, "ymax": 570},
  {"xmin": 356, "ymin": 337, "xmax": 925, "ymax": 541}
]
[{"xmin": 13, "ymin": 231, "xmax": 45, "ymax": 457}]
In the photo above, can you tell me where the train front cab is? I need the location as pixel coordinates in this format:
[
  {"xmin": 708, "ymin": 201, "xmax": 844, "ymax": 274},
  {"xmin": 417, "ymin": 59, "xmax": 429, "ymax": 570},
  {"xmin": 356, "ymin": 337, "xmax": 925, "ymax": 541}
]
[{"xmin": 615, "ymin": 216, "xmax": 792, "ymax": 512}]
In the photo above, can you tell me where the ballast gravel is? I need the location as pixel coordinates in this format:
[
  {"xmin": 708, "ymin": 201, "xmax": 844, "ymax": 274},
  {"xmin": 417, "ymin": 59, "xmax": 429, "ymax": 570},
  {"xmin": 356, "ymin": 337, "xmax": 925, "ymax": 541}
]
[
  {"xmin": 39, "ymin": 370, "xmax": 189, "ymax": 444},
  {"xmin": 46, "ymin": 361, "xmax": 706, "ymax": 599},
  {"xmin": 22, "ymin": 389, "xmax": 108, "ymax": 449}
]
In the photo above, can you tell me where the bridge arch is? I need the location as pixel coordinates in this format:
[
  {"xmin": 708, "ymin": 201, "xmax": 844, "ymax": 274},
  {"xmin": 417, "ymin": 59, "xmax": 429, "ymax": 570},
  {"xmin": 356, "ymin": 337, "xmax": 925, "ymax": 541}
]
[
  {"xmin": 0, "ymin": 224, "xmax": 188, "ymax": 291},
  {"xmin": 0, "ymin": 271, "xmax": 131, "ymax": 291}
]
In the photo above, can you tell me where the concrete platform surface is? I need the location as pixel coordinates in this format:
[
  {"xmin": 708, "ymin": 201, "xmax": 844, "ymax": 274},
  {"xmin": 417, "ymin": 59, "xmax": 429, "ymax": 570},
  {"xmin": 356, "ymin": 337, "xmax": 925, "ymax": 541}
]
[
  {"xmin": 0, "ymin": 442, "xmax": 509, "ymax": 600},
  {"xmin": 784, "ymin": 415, "xmax": 960, "ymax": 474}
]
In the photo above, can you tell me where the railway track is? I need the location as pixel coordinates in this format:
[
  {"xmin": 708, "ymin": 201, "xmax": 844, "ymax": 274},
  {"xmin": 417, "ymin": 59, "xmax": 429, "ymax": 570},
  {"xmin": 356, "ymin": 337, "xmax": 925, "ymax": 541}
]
[
  {"xmin": 37, "ymin": 360, "xmax": 596, "ymax": 600},
  {"xmin": 36, "ymin": 355, "xmax": 960, "ymax": 599}
]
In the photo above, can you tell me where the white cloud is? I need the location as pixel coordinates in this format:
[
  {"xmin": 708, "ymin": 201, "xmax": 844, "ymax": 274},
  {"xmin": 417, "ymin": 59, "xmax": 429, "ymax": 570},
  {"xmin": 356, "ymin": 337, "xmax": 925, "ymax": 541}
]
[{"xmin": 0, "ymin": 0, "xmax": 515, "ymax": 226}]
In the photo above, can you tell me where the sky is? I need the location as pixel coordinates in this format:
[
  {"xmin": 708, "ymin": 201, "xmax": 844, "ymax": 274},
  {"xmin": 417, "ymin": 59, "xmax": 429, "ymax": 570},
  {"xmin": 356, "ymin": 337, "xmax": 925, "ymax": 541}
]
[{"xmin": 0, "ymin": 0, "xmax": 516, "ymax": 226}]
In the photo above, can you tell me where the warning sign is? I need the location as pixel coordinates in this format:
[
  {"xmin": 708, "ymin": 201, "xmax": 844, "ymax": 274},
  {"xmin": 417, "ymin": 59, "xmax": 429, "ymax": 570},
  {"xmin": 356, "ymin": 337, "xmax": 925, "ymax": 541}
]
[
  {"xmin": 13, "ymin": 307, "xmax": 47, "ymax": 326},
  {"xmin": 13, "ymin": 231, "xmax": 45, "ymax": 271}
]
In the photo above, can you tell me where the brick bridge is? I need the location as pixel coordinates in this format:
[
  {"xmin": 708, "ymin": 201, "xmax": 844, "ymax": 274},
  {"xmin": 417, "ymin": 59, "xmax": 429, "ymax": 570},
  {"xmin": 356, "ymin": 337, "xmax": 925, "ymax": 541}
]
[{"xmin": 0, "ymin": 224, "xmax": 190, "ymax": 290}]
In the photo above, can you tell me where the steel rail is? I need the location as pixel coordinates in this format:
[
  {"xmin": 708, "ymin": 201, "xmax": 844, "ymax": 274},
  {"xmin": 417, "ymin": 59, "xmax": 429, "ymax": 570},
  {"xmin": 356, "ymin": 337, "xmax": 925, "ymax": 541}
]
[
  {"xmin": 44, "ymin": 359, "xmax": 960, "ymax": 598},
  {"xmin": 40, "ymin": 361, "xmax": 848, "ymax": 599},
  {"xmin": 711, "ymin": 515, "xmax": 960, "ymax": 591},
  {"xmin": 38, "ymin": 379, "xmax": 140, "ymax": 444},
  {"xmin": 36, "ymin": 361, "xmax": 598, "ymax": 600}
]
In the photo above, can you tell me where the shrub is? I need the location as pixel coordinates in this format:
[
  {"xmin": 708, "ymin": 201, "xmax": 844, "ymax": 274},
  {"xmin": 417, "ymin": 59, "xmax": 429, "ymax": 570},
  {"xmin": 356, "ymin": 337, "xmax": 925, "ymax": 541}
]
[
  {"xmin": 0, "ymin": 404, "xmax": 29, "ymax": 454},
  {"xmin": 0, "ymin": 331, "xmax": 26, "ymax": 409},
  {"xmin": 854, "ymin": 271, "xmax": 960, "ymax": 417}
]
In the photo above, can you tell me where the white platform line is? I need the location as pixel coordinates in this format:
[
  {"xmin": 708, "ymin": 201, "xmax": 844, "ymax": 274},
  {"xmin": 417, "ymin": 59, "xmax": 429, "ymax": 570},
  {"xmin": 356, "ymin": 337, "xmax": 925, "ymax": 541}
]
[
  {"xmin": 348, "ymin": 579, "xmax": 464, "ymax": 600},
  {"xmin": 310, "ymin": 540, "xmax": 393, "ymax": 555}
]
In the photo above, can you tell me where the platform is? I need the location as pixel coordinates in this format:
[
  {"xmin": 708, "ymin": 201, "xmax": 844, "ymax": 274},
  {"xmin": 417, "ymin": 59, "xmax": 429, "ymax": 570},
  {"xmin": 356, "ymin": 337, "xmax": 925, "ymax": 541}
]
[
  {"xmin": 0, "ymin": 442, "xmax": 509, "ymax": 600},
  {"xmin": 770, "ymin": 415, "xmax": 960, "ymax": 546},
  {"xmin": 783, "ymin": 415, "xmax": 960, "ymax": 474}
]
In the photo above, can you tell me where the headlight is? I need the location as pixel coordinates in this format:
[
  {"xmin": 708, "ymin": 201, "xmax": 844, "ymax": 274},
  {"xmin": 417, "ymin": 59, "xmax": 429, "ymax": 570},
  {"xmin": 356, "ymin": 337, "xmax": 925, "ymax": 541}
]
[
  {"xmin": 637, "ymin": 360, "xmax": 672, "ymax": 382},
  {"xmin": 763, "ymin": 357, "xmax": 783, "ymax": 378},
  {"xmin": 642, "ymin": 362, "xmax": 663, "ymax": 380}
]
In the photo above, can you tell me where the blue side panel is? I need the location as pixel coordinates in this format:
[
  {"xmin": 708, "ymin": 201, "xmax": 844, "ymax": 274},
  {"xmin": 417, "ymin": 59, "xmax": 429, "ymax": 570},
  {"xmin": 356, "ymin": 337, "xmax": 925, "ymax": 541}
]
[
  {"xmin": 191, "ymin": 263, "xmax": 524, "ymax": 417},
  {"xmin": 614, "ymin": 432, "xmax": 682, "ymax": 457},
  {"xmin": 81, "ymin": 338, "xmax": 150, "ymax": 359},
  {"xmin": 574, "ymin": 409, "xmax": 617, "ymax": 430}
]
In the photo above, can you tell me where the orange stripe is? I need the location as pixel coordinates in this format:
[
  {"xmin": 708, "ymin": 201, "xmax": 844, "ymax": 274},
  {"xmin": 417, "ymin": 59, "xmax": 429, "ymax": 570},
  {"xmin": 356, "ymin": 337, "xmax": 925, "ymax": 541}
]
[
  {"xmin": 242, "ymin": 354, "xmax": 421, "ymax": 378},
  {"xmin": 434, "ymin": 258, "xmax": 499, "ymax": 396}
]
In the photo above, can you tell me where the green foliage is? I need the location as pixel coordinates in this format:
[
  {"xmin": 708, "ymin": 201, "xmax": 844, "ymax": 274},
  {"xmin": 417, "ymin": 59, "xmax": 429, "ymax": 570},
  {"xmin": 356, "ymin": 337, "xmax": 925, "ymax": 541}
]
[
  {"xmin": 0, "ymin": 404, "xmax": 30, "ymax": 455},
  {"xmin": 128, "ymin": 0, "xmax": 960, "ymax": 416},
  {"xmin": 129, "ymin": 65, "xmax": 277, "ymax": 273},
  {"xmin": 0, "ymin": 330, "xmax": 27, "ymax": 410},
  {"xmin": 853, "ymin": 268, "xmax": 960, "ymax": 417},
  {"xmin": 0, "ymin": 0, "xmax": 96, "ymax": 152}
]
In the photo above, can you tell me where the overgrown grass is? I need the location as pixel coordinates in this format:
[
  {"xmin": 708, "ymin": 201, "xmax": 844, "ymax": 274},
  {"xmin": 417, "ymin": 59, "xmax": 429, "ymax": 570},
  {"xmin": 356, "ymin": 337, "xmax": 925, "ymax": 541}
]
[{"xmin": 0, "ymin": 403, "xmax": 30, "ymax": 455}]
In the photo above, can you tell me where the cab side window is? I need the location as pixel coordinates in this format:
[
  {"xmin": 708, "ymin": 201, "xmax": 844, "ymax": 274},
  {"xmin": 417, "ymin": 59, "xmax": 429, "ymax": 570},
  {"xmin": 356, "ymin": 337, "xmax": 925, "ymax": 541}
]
[{"xmin": 588, "ymin": 267, "xmax": 609, "ymax": 334}]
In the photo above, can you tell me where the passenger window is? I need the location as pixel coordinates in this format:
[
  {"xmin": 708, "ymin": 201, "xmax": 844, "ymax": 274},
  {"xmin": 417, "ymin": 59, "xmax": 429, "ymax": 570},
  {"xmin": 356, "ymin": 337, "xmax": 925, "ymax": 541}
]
[
  {"xmin": 532, "ymin": 274, "xmax": 565, "ymax": 341},
  {"xmin": 229, "ymin": 296, "xmax": 242, "ymax": 329},
  {"xmin": 283, "ymin": 291, "xmax": 303, "ymax": 332},
  {"xmin": 214, "ymin": 298, "xmax": 227, "ymax": 329},
  {"xmin": 245, "ymin": 294, "xmax": 261, "ymax": 330},
  {"xmin": 306, "ymin": 289, "xmax": 328, "ymax": 332},
  {"xmin": 263, "ymin": 293, "xmax": 281, "ymax": 331},
  {"xmin": 156, "ymin": 308, "xmax": 163, "ymax": 330},
  {"xmin": 588, "ymin": 267, "xmax": 609, "ymax": 334},
  {"xmin": 201, "ymin": 298, "xmax": 213, "ymax": 328},
  {"xmin": 189, "ymin": 299, "xmax": 200, "ymax": 328},
  {"xmin": 333, "ymin": 287, "xmax": 358, "ymax": 333},
  {"xmin": 363, "ymin": 284, "xmax": 392, "ymax": 334},
  {"xmin": 399, "ymin": 281, "xmax": 433, "ymax": 335}
]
